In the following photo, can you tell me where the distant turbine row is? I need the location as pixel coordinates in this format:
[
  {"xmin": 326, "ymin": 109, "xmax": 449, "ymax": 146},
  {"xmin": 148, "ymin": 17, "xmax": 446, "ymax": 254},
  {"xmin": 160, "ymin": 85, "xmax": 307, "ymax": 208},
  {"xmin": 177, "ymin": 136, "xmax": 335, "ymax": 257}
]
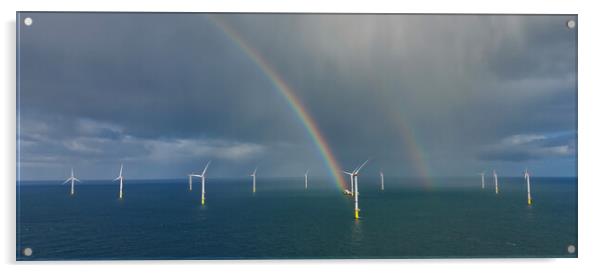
[
  {"xmin": 62, "ymin": 160, "xmax": 386, "ymax": 220},
  {"xmin": 62, "ymin": 165, "xmax": 124, "ymax": 198},
  {"xmin": 185, "ymin": 158, "xmax": 379, "ymax": 219},
  {"xmin": 61, "ymin": 163, "xmax": 532, "ymax": 219},
  {"xmin": 479, "ymin": 169, "xmax": 533, "ymax": 205}
]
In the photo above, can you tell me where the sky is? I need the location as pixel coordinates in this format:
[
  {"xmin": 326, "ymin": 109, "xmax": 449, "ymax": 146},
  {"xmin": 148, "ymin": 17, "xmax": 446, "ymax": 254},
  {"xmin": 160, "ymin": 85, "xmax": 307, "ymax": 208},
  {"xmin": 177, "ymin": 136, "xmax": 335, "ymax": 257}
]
[{"xmin": 17, "ymin": 13, "xmax": 577, "ymax": 181}]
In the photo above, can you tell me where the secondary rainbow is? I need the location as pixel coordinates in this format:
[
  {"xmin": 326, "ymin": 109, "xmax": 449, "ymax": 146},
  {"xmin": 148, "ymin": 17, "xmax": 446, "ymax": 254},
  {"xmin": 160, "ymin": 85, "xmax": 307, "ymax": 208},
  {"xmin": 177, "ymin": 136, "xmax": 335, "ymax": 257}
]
[
  {"xmin": 376, "ymin": 81, "xmax": 433, "ymax": 188},
  {"xmin": 208, "ymin": 16, "xmax": 347, "ymax": 191}
]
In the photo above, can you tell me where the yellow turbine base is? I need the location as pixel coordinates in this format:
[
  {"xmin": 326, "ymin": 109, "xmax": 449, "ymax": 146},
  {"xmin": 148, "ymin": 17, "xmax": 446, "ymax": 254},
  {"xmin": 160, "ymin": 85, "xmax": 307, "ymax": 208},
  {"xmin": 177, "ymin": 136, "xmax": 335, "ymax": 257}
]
[
  {"xmin": 528, "ymin": 199, "xmax": 532, "ymax": 205},
  {"xmin": 354, "ymin": 210, "xmax": 359, "ymax": 219},
  {"xmin": 202, "ymin": 198, "xmax": 205, "ymax": 205}
]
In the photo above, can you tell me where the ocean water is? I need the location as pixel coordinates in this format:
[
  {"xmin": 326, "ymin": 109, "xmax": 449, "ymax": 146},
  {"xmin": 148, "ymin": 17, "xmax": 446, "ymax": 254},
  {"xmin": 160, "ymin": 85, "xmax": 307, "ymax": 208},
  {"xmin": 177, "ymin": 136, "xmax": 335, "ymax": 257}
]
[{"xmin": 16, "ymin": 177, "xmax": 577, "ymax": 260}]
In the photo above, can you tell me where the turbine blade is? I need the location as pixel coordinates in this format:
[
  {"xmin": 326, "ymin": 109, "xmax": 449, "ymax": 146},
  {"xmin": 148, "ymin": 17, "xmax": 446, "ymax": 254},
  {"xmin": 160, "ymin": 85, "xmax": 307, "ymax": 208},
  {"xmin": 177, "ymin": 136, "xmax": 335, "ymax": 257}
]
[
  {"xmin": 202, "ymin": 161, "xmax": 211, "ymax": 176},
  {"xmin": 354, "ymin": 159, "xmax": 371, "ymax": 173},
  {"xmin": 119, "ymin": 164, "xmax": 123, "ymax": 177},
  {"xmin": 62, "ymin": 178, "xmax": 70, "ymax": 185}
]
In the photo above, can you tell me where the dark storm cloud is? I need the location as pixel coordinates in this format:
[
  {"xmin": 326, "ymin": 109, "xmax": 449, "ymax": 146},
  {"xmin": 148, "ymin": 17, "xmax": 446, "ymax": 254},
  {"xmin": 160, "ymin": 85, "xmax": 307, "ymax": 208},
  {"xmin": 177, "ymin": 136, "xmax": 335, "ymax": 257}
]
[
  {"xmin": 218, "ymin": 14, "xmax": 576, "ymax": 175},
  {"xmin": 487, "ymin": 17, "xmax": 576, "ymax": 81},
  {"xmin": 17, "ymin": 13, "xmax": 577, "ymax": 180},
  {"xmin": 19, "ymin": 13, "xmax": 306, "ymax": 143}
]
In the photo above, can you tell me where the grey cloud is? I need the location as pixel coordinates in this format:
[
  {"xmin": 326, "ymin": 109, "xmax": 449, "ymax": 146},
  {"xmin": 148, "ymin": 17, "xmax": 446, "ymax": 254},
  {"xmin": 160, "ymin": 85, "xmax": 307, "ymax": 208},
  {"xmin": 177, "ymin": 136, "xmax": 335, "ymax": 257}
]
[{"xmin": 17, "ymin": 13, "xmax": 577, "ymax": 179}]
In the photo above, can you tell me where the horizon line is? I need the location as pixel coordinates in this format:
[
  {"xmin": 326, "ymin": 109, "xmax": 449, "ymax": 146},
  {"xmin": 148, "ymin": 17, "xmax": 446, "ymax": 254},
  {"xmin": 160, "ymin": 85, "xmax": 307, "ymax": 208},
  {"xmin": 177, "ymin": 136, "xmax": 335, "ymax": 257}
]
[{"xmin": 17, "ymin": 175, "xmax": 578, "ymax": 183}]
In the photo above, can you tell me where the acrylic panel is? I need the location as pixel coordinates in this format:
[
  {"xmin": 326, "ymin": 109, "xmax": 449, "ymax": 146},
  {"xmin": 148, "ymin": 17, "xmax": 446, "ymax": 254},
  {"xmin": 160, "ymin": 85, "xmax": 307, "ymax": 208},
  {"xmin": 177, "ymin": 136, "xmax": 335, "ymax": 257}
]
[{"xmin": 16, "ymin": 12, "xmax": 577, "ymax": 260}]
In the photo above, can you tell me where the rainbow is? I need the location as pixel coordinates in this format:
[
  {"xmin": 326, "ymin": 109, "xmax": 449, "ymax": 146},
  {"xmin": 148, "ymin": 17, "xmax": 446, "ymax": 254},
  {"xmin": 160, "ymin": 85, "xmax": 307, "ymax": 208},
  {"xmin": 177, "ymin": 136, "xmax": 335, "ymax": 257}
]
[
  {"xmin": 208, "ymin": 16, "xmax": 348, "ymax": 191},
  {"xmin": 395, "ymin": 118, "xmax": 433, "ymax": 188},
  {"xmin": 377, "ymin": 79, "xmax": 433, "ymax": 188}
]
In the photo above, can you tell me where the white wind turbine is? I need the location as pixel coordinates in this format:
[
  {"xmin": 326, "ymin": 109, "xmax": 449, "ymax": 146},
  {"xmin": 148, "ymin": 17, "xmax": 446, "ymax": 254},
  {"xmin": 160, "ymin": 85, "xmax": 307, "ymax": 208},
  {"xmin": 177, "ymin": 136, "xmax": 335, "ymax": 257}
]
[
  {"xmin": 379, "ymin": 169, "xmax": 384, "ymax": 191},
  {"xmin": 250, "ymin": 167, "xmax": 257, "ymax": 193},
  {"xmin": 113, "ymin": 164, "xmax": 124, "ymax": 199},
  {"xmin": 352, "ymin": 159, "xmax": 370, "ymax": 219},
  {"xmin": 304, "ymin": 169, "xmax": 309, "ymax": 190},
  {"xmin": 191, "ymin": 161, "xmax": 211, "ymax": 205},
  {"xmin": 524, "ymin": 169, "xmax": 533, "ymax": 205},
  {"xmin": 493, "ymin": 169, "xmax": 499, "ymax": 194},
  {"xmin": 62, "ymin": 168, "xmax": 81, "ymax": 195},
  {"xmin": 479, "ymin": 171, "xmax": 485, "ymax": 189}
]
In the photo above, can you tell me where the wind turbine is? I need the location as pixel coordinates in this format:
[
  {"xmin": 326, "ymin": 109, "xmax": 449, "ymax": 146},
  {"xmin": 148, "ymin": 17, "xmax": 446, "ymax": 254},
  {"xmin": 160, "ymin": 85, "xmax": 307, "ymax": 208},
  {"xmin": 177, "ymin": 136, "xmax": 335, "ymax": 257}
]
[
  {"xmin": 379, "ymin": 169, "xmax": 384, "ymax": 191},
  {"xmin": 479, "ymin": 171, "xmax": 485, "ymax": 189},
  {"xmin": 304, "ymin": 169, "xmax": 309, "ymax": 190},
  {"xmin": 62, "ymin": 168, "xmax": 80, "ymax": 195},
  {"xmin": 250, "ymin": 167, "xmax": 257, "ymax": 193},
  {"xmin": 191, "ymin": 161, "xmax": 211, "ymax": 205},
  {"xmin": 352, "ymin": 159, "xmax": 370, "ymax": 219},
  {"xmin": 493, "ymin": 169, "xmax": 499, "ymax": 194},
  {"xmin": 524, "ymin": 169, "xmax": 533, "ymax": 205},
  {"xmin": 113, "ymin": 164, "xmax": 124, "ymax": 199}
]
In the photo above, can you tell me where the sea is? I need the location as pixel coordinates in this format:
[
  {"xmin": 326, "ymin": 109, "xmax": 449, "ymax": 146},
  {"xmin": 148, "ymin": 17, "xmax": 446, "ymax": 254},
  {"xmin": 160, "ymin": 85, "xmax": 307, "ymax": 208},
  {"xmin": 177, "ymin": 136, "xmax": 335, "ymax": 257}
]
[{"xmin": 16, "ymin": 176, "xmax": 577, "ymax": 260}]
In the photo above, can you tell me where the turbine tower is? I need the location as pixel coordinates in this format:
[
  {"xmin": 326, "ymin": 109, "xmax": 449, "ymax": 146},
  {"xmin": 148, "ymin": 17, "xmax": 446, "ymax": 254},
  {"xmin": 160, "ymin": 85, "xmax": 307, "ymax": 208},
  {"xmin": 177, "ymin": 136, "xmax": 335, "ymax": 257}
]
[
  {"xmin": 250, "ymin": 167, "xmax": 257, "ymax": 193},
  {"xmin": 304, "ymin": 169, "xmax": 309, "ymax": 190},
  {"xmin": 62, "ymin": 168, "xmax": 80, "ymax": 195},
  {"xmin": 524, "ymin": 169, "xmax": 533, "ymax": 205},
  {"xmin": 380, "ymin": 169, "xmax": 384, "ymax": 191},
  {"xmin": 479, "ymin": 171, "xmax": 485, "ymax": 189},
  {"xmin": 187, "ymin": 174, "xmax": 193, "ymax": 191},
  {"xmin": 191, "ymin": 161, "xmax": 211, "ymax": 205},
  {"xmin": 352, "ymin": 159, "xmax": 370, "ymax": 219},
  {"xmin": 113, "ymin": 164, "xmax": 124, "ymax": 199},
  {"xmin": 493, "ymin": 170, "xmax": 499, "ymax": 194}
]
